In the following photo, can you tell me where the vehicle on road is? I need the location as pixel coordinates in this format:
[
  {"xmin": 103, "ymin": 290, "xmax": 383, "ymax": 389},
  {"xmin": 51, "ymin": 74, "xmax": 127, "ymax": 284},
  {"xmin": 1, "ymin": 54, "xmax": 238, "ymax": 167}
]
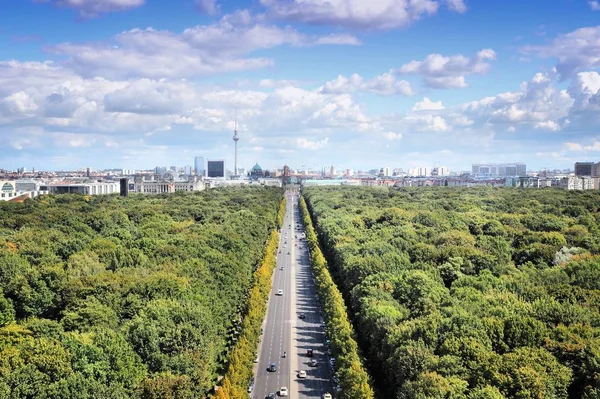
[
  {"xmin": 283, "ymin": 351, "xmax": 286, "ymax": 358},
  {"xmin": 279, "ymin": 387, "xmax": 288, "ymax": 396},
  {"xmin": 248, "ymin": 378, "xmax": 255, "ymax": 393},
  {"xmin": 266, "ymin": 393, "xmax": 276, "ymax": 399},
  {"xmin": 306, "ymin": 349, "xmax": 313, "ymax": 357},
  {"xmin": 287, "ymin": 252, "xmax": 290, "ymax": 255},
  {"xmin": 254, "ymin": 355, "xmax": 259, "ymax": 363},
  {"xmin": 310, "ymin": 359, "xmax": 318, "ymax": 367},
  {"xmin": 297, "ymin": 370, "xmax": 307, "ymax": 378},
  {"xmin": 277, "ymin": 289, "xmax": 283, "ymax": 296},
  {"xmin": 268, "ymin": 363, "xmax": 277, "ymax": 372},
  {"xmin": 322, "ymin": 394, "xmax": 332, "ymax": 399},
  {"xmin": 299, "ymin": 313, "xmax": 306, "ymax": 319},
  {"xmin": 280, "ymin": 267, "xmax": 284, "ymax": 270}
]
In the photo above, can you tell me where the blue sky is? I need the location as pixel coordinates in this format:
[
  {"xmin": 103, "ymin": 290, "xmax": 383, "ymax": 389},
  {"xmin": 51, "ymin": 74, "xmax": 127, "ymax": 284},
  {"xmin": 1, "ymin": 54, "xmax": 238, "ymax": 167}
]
[{"xmin": 1, "ymin": 0, "xmax": 600, "ymax": 172}]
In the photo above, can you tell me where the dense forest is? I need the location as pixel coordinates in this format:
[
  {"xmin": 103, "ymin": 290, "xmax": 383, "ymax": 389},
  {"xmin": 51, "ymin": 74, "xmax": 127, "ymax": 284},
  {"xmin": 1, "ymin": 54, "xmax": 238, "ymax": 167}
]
[
  {"xmin": 0, "ymin": 187, "xmax": 283, "ymax": 398},
  {"xmin": 303, "ymin": 186, "xmax": 600, "ymax": 399}
]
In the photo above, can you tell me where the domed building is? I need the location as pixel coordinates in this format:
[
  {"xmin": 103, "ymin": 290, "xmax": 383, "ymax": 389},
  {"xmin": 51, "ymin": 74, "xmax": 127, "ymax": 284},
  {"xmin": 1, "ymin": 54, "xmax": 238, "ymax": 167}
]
[{"xmin": 250, "ymin": 163, "xmax": 263, "ymax": 180}]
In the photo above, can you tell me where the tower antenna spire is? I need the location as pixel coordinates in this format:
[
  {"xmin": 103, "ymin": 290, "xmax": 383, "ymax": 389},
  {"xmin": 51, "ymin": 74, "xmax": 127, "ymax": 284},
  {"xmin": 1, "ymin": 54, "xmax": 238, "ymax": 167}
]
[{"xmin": 233, "ymin": 107, "xmax": 239, "ymax": 177}]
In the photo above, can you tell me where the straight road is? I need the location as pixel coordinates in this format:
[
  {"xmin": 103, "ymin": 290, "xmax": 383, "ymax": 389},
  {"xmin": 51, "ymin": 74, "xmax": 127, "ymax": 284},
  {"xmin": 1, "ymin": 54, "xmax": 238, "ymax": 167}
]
[{"xmin": 252, "ymin": 191, "xmax": 334, "ymax": 399}]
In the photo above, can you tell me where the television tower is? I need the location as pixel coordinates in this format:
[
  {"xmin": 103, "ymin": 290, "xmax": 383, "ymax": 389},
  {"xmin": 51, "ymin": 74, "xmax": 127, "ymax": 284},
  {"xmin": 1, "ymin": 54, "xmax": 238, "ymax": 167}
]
[{"xmin": 233, "ymin": 108, "xmax": 239, "ymax": 176}]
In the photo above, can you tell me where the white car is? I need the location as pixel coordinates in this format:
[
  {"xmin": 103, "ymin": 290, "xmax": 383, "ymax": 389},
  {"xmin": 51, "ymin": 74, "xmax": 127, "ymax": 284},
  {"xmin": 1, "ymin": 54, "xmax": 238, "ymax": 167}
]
[
  {"xmin": 277, "ymin": 289, "xmax": 283, "ymax": 296},
  {"xmin": 298, "ymin": 370, "xmax": 307, "ymax": 378},
  {"xmin": 323, "ymin": 394, "xmax": 332, "ymax": 399},
  {"xmin": 279, "ymin": 387, "xmax": 288, "ymax": 396}
]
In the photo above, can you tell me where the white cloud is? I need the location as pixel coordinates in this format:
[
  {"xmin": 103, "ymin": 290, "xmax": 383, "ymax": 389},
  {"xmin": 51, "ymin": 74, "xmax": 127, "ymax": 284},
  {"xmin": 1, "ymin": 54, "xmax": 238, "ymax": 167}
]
[
  {"xmin": 383, "ymin": 132, "xmax": 403, "ymax": 140},
  {"xmin": 1, "ymin": 91, "xmax": 39, "ymax": 115},
  {"xmin": 462, "ymin": 71, "xmax": 573, "ymax": 127},
  {"xmin": 404, "ymin": 114, "xmax": 451, "ymax": 132},
  {"xmin": 534, "ymin": 120, "xmax": 560, "ymax": 131},
  {"xmin": 104, "ymin": 79, "xmax": 199, "ymax": 114},
  {"xmin": 521, "ymin": 26, "xmax": 600, "ymax": 79},
  {"xmin": 565, "ymin": 142, "xmax": 583, "ymax": 151},
  {"xmin": 196, "ymin": 0, "xmax": 220, "ymax": 15},
  {"xmin": 259, "ymin": 0, "xmax": 466, "ymax": 30},
  {"xmin": 565, "ymin": 141, "xmax": 600, "ymax": 152},
  {"xmin": 295, "ymin": 137, "xmax": 329, "ymax": 150},
  {"xmin": 412, "ymin": 97, "xmax": 445, "ymax": 111},
  {"xmin": 39, "ymin": 0, "xmax": 145, "ymax": 17},
  {"xmin": 590, "ymin": 1, "xmax": 600, "ymax": 11},
  {"xmin": 399, "ymin": 49, "xmax": 496, "ymax": 89},
  {"xmin": 49, "ymin": 12, "xmax": 360, "ymax": 79},
  {"xmin": 320, "ymin": 71, "xmax": 413, "ymax": 96}
]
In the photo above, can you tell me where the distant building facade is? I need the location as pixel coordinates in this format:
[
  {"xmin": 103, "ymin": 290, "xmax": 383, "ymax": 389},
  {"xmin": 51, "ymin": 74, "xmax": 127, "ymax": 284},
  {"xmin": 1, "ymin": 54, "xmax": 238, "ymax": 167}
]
[
  {"xmin": 472, "ymin": 163, "xmax": 526, "ymax": 178},
  {"xmin": 0, "ymin": 181, "xmax": 17, "ymax": 201},
  {"xmin": 574, "ymin": 162, "xmax": 594, "ymax": 176},
  {"xmin": 45, "ymin": 182, "xmax": 120, "ymax": 195},
  {"xmin": 207, "ymin": 160, "xmax": 225, "ymax": 178},
  {"xmin": 194, "ymin": 156, "xmax": 205, "ymax": 177}
]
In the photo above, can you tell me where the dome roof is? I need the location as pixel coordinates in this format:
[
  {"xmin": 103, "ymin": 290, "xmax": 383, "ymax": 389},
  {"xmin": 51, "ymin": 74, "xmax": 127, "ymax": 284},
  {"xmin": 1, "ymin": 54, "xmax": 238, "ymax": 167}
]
[{"xmin": 251, "ymin": 163, "xmax": 262, "ymax": 172}]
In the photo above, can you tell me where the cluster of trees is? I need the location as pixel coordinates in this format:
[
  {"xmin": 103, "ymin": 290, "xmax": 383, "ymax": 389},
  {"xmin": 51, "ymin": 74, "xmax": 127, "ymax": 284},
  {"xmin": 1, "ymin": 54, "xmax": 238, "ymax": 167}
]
[
  {"xmin": 0, "ymin": 187, "xmax": 283, "ymax": 398},
  {"xmin": 303, "ymin": 186, "xmax": 600, "ymax": 399},
  {"xmin": 214, "ymin": 197, "xmax": 285, "ymax": 399},
  {"xmin": 299, "ymin": 197, "xmax": 374, "ymax": 399}
]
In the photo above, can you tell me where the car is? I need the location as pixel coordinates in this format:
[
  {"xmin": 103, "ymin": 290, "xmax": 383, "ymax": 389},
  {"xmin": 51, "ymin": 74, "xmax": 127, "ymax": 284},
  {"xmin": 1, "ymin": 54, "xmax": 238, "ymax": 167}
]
[
  {"xmin": 287, "ymin": 252, "xmax": 290, "ymax": 255},
  {"xmin": 277, "ymin": 289, "xmax": 283, "ymax": 296},
  {"xmin": 279, "ymin": 387, "xmax": 288, "ymax": 396},
  {"xmin": 248, "ymin": 378, "xmax": 255, "ymax": 393},
  {"xmin": 306, "ymin": 349, "xmax": 313, "ymax": 357},
  {"xmin": 297, "ymin": 370, "xmax": 307, "ymax": 378},
  {"xmin": 254, "ymin": 355, "xmax": 259, "ymax": 363},
  {"xmin": 299, "ymin": 313, "xmax": 306, "ymax": 319},
  {"xmin": 310, "ymin": 359, "xmax": 318, "ymax": 367},
  {"xmin": 327, "ymin": 348, "xmax": 332, "ymax": 355},
  {"xmin": 280, "ymin": 267, "xmax": 284, "ymax": 270},
  {"xmin": 323, "ymin": 394, "xmax": 332, "ymax": 399},
  {"xmin": 266, "ymin": 393, "xmax": 276, "ymax": 399},
  {"xmin": 268, "ymin": 363, "xmax": 277, "ymax": 372}
]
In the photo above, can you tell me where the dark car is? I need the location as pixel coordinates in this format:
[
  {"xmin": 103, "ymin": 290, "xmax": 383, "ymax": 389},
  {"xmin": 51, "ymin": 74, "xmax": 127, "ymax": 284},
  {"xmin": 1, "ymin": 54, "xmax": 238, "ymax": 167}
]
[
  {"xmin": 266, "ymin": 393, "xmax": 276, "ymax": 399},
  {"xmin": 306, "ymin": 349, "xmax": 313, "ymax": 357},
  {"xmin": 268, "ymin": 363, "xmax": 277, "ymax": 372},
  {"xmin": 299, "ymin": 313, "xmax": 306, "ymax": 319}
]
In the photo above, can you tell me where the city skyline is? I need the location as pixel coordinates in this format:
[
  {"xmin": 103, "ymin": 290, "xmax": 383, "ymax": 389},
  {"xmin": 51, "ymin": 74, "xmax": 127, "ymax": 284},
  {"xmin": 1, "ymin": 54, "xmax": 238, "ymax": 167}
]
[{"xmin": 1, "ymin": 1, "xmax": 600, "ymax": 171}]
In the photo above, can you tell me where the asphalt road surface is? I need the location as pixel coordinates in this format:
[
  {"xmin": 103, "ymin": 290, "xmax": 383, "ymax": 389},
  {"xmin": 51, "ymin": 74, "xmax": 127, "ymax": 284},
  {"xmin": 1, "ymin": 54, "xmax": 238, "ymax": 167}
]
[{"xmin": 252, "ymin": 191, "xmax": 334, "ymax": 399}]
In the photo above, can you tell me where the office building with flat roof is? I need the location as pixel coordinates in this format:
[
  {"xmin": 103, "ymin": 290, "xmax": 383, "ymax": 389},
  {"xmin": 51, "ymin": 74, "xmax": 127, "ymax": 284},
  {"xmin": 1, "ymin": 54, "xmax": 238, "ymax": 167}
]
[
  {"xmin": 574, "ymin": 162, "xmax": 594, "ymax": 176},
  {"xmin": 207, "ymin": 160, "xmax": 225, "ymax": 178},
  {"xmin": 194, "ymin": 156, "xmax": 205, "ymax": 177},
  {"xmin": 472, "ymin": 163, "xmax": 526, "ymax": 178}
]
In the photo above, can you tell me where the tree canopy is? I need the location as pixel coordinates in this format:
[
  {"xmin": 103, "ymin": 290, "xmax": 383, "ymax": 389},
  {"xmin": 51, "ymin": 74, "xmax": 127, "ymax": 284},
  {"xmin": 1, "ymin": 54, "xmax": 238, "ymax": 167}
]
[
  {"xmin": 0, "ymin": 187, "xmax": 283, "ymax": 398},
  {"xmin": 303, "ymin": 186, "xmax": 600, "ymax": 399}
]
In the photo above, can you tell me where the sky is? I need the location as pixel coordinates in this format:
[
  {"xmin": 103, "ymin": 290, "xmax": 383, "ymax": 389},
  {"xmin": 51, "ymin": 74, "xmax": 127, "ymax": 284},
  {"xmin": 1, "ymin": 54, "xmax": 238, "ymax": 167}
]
[{"xmin": 1, "ymin": 0, "xmax": 600, "ymax": 172}]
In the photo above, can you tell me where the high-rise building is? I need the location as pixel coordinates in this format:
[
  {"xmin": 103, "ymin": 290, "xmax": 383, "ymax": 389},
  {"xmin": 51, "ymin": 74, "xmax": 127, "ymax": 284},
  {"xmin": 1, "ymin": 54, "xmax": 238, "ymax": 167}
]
[
  {"xmin": 380, "ymin": 167, "xmax": 392, "ymax": 177},
  {"xmin": 184, "ymin": 165, "xmax": 192, "ymax": 175},
  {"xmin": 207, "ymin": 160, "xmax": 225, "ymax": 178},
  {"xmin": 592, "ymin": 162, "xmax": 600, "ymax": 177},
  {"xmin": 169, "ymin": 166, "xmax": 177, "ymax": 172},
  {"xmin": 194, "ymin": 156, "xmax": 205, "ymax": 176},
  {"xmin": 574, "ymin": 162, "xmax": 594, "ymax": 176},
  {"xmin": 472, "ymin": 163, "xmax": 526, "ymax": 177}
]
